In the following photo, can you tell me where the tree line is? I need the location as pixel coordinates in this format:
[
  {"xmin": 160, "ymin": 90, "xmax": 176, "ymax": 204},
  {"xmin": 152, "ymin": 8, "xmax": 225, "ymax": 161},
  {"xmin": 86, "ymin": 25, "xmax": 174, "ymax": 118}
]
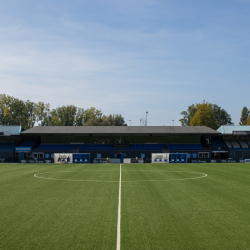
[
  {"xmin": 0, "ymin": 94, "xmax": 249, "ymax": 130},
  {"xmin": 179, "ymin": 102, "xmax": 233, "ymax": 130},
  {"xmin": 179, "ymin": 102, "xmax": 250, "ymax": 130},
  {"xmin": 0, "ymin": 94, "xmax": 127, "ymax": 129}
]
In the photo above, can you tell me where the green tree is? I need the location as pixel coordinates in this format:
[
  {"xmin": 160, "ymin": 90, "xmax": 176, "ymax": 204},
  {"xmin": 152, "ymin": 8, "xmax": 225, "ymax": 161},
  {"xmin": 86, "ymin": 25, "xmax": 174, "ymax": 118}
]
[
  {"xmin": 49, "ymin": 109, "xmax": 61, "ymax": 126},
  {"xmin": 55, "ymin": 105, "xmax": 77, "ymax": 126},
  {"xmin": 247, "ymin": 108, "xmax": 250, "ymax": 125},
  {"xmin": 74, "ymin": 108, "xmax": 85, "ymax": 126},
  {"xmin": 24, "ymin": 100, "xmax": 36, "ymax": 128},
  {"xmin": 179, "ymin": 104, "xmax": 198, "ymax": 126},
  {"xmin": 108, "ymin": 114, "xmax": 127, "ymax": 126},
  {"xmin": 247, "ymin": 115, "xmax": 250, "ymax": 125},
  {"xmin": 33, "ymin": 101, "xmax": 50, "ymax": 126},
  {"xmin": 181, "ymin": 102, "xmax": 232, "ymax": 129},
  {"xmin": 0, "ymin": 95, "xmax": 26, "ymax": 127},
  {"xmin": 83, "ymin": 107, "xmax": 102, "ymax": 124},
  {"xmin": 83, "ymin": 116, "xmax": 105, "ymax": 126},
  {"xmin": 0, "ymin": 93, "xmax": 127, "ymax": 127},
  {"xmin": 239, "ymin": 107, "xmax": 249, "ymax": 125},
  {"xmin": 83, "ymin": 113, "xmax": 127, "ymax": 126},
  {"xmin": 190, "ymin": 103, "xmax": 216, "ymax": 129},
  {"xmin": 211, "ymin": 104, "xmax": 232, "ymax": 128},
  {"xmin": 0, "ymin": 94, "xmax": 16, "ymax": 125}
]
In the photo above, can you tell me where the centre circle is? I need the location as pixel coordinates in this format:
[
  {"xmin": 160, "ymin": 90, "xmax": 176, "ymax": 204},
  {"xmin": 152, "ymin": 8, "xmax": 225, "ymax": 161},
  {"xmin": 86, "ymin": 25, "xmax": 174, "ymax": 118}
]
[{"xmin": 34, "ymin": 170, "xmax": 207, "ymax": 182}]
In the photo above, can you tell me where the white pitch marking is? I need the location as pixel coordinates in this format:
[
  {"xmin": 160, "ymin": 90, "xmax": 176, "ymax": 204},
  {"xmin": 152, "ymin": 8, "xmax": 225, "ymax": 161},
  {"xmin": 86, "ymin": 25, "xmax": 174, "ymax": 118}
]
[
  {"xmin": 34, "ymin": 171, "xmax": 207, "ymax": 182},
  {"xmin": 116, "ymin": 164, "xmax": 121, "ymax": 250}
]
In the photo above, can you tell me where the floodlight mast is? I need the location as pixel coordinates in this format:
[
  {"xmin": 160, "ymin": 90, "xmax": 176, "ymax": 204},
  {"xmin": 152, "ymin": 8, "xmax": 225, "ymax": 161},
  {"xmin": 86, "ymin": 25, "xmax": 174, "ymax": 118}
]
[
  {"xmin": 146, "ymin": 111, "xmax": 148, "ymax": 126},
  {"xmin": 129, "ymin": 120, "xmax": 131, "ymax": 126}
]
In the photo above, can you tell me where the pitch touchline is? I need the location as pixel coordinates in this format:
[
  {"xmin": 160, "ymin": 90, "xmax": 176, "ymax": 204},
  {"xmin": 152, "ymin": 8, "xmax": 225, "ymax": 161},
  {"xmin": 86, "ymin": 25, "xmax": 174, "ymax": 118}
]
[{"xmin": 116, "ymin": 164, "xmax": 121, "ymax": 250}]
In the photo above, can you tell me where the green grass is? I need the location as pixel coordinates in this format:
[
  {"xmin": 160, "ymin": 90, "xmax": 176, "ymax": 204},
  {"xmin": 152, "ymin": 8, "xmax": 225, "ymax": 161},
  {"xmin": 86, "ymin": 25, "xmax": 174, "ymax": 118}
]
[{"xmin": 1, "ymin": 163, "xmax": 250, "ymax": 249}]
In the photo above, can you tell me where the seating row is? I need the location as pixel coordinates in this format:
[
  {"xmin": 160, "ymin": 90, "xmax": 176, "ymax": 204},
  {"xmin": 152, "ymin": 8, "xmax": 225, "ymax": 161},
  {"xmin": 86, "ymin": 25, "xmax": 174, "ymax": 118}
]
[
  {"xmin": 38, "ymin": 144, "xmax": 74, "ymax": 150},
  {"xmin": 224, "ymin": 141, "xmax": 249, "ymax": 149},
  {"xmin": 239, "ymin": 141, "xmax": 249, "ymax": 148},
  {"xmin": 211, "ymin": 139, "xmax": 226, "ymax": 147},
  {"xmin": 0, "ymin": 143, "xmax": 16, "ymax": 152},
  {"xmin": 167, "ymin": 144, "xmax": 203, "ymax": 150},
  {"xmin": 231, "ymin": 141, "xmax": 240, "ymax": 148},
  {"xmin": 38, "ymin": 144, "xmax": 116, "ymax": 151},
  {"xmin": 125, "ymin": 144, "xmax": 165, "ymax": 150},
  {"xmin": 37, "ymin": 143, "xmax": 205, "ymax": 151},
  {"xmin": 78, "ymin": 144, "xmax": 116, "ymax": 150},
  {"xmin": 21, "ymin": 141, "xmax": 35, "ymax": 148}
]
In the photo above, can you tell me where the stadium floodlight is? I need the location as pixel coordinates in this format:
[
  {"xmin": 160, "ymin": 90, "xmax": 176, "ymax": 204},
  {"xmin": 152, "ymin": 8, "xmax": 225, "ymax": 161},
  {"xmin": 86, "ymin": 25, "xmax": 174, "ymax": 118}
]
[
  {"xmin": 146, "ymin": 111, "xmax": 148, "ymax": 126},
  {"xmin": 129, "ymin": 120, "xmax": 131, "ymax": 126}
]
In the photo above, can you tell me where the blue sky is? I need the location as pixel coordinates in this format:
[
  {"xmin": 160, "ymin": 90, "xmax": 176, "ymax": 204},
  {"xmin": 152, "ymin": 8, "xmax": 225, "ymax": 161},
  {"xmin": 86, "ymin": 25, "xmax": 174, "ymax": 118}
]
[{"xmin": 0, "ymin": 0, "xmax": 249, "ymax": 126}]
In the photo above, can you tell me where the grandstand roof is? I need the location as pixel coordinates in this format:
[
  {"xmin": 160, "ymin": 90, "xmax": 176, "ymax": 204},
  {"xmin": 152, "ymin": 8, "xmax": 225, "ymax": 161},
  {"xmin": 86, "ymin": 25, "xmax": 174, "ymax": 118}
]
[
  {"xmin": 0, "ymin": 126, "xmax": 23, "ymax": 135},
  {"xmin": 22, "ymin": 126, "xmax": 219, "ymax": 135},
  {"xmin": 217, "ymin": 125, "xmax": 250, "ymax": 135}
]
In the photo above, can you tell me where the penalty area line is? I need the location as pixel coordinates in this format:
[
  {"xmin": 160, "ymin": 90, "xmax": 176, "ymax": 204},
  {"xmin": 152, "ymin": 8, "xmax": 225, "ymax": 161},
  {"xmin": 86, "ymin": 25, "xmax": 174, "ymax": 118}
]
[{"xmin": 116, "ymin": 164, "xmax": 121, "ymax": 250}]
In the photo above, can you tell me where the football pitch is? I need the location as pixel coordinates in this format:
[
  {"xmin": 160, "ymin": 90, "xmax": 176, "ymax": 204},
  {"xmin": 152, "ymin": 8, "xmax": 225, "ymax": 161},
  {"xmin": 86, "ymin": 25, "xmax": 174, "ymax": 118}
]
[{"xmin": 1, "ymin": 163, "xmax": 250, "ymax": 250}]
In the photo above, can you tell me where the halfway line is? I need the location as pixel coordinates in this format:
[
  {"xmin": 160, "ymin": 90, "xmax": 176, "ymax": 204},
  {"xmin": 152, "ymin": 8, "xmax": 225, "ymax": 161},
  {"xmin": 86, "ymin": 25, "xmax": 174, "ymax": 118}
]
[{"xmin": 116, "ymin": 164, "xmax": 121, "ymax": 250}]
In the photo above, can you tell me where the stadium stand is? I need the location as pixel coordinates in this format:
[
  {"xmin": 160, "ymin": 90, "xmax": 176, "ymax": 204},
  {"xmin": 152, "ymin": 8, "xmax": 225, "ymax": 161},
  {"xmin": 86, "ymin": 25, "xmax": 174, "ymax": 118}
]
[
  {"xmin": 21, "ymin": 141, "xmax": 35, "ymax": 148},
  {"xmin": 38, "ymin": 144, "xmax": 74, "ymax": 151},
  {"xmin": 38, "ymin": 143, "xmax": 173, "ymax": 151},
  {"xmin": 78, "ymin": 144, "xmax": 115, "ymax": 150},
  {"xmin": 224, "ymin": 141, "xmax": 232, "ymax": 148},
  {"xmin": 166, "ymin": 143, "xmax": 203, "ymax": 150},
  {"xmin": 211, "ymin": 138, "xmax": 226, "ymax": 147},
  {"xmin": 38, "ymin": 143, "xmax": 116, "ymax": 151},
  {"xmin": 125, "ymin": 144, "xmax": 165, "ymax": 151},
  {"xmin": 36, "ymin": 143, "xmax": 206, "ymax": 151},
  {"xmin": 0, "ymin": 142, "xmax": 16, "ymax": 151},
  {"xmin": 239, "ymin": 141, "xmax": 249, "ymax": 148},
  {"xmin": 231, "ymin": 141, "xmax": 240, "ymax": 148}
]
